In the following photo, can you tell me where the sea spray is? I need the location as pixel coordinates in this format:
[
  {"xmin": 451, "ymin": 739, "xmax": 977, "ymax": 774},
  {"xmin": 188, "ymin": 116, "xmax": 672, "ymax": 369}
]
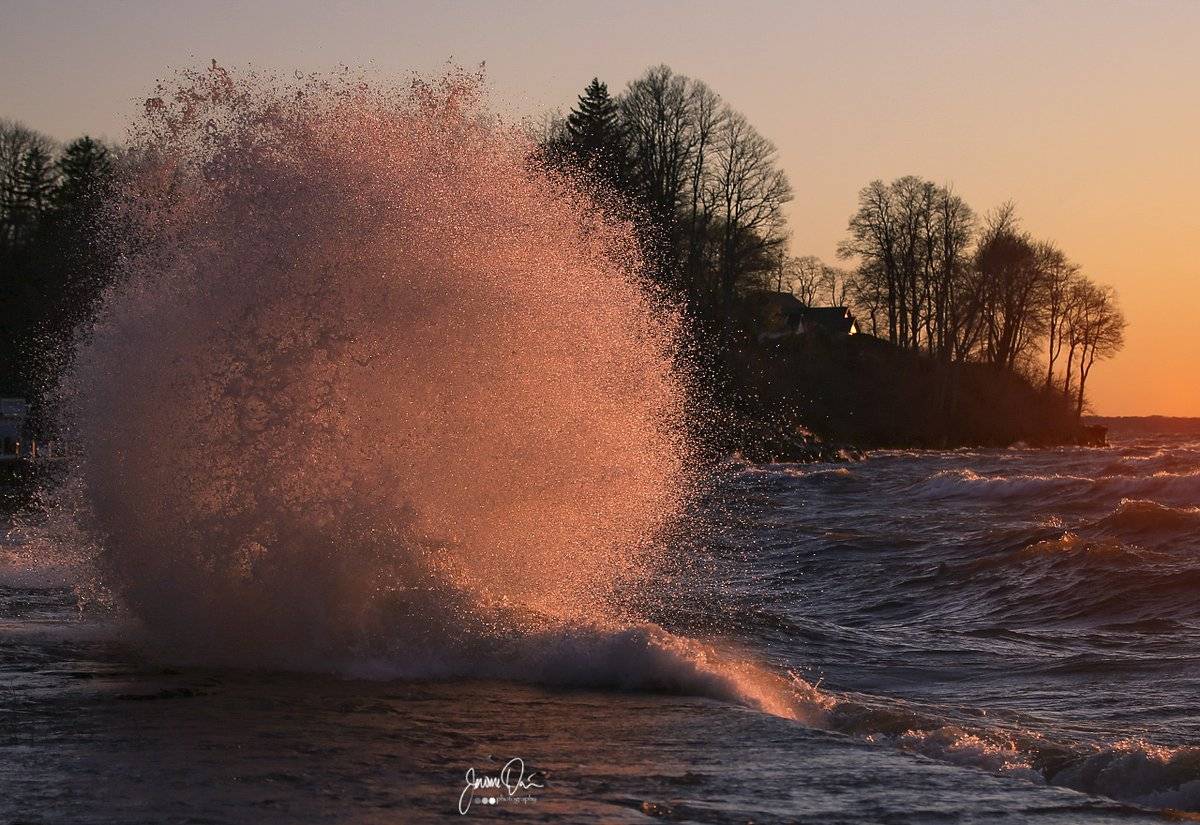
[
  {"xmin": 38, "ymin": 63, "xmax": 822, "ymax": 721},
  {"xmin": 51, "ymin": 64, "xmax": 695, "ymax": 667}
]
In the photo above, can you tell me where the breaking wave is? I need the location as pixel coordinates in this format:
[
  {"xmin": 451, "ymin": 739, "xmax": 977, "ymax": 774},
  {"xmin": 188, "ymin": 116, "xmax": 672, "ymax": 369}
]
[
  {"xmin": 34, "ymin": 64, "xmax": 781, "ymax": 699},
  {"xmin": 919, "ymin": 467, "xmax": 1200, "ymax": 509},
  {"xmin": 18, "ymin": 61, "xmax": 1200, "ymax": 819},
  {"xmin": 918, "ymin": 469, "xmax": 1090, "ymax": 500},
  {"xmin": 821, "ymin": 694, "xmax": 1200, "ymax": 811},
  {"xmin": 1096, "ymin": 498, "xmax": 1200, "ymax": 534}
]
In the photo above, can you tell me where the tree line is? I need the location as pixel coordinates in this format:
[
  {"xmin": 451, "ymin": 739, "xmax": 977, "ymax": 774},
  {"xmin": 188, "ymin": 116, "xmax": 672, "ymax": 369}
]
[
  {"xmin": 0, "ymin": 66, "xmax": 1126, "ymax": 425},
  {"xmin": 540, "ymin": 67, "xmax": 793, "ymax": 338},
  {"xmin": 832, "ymin": 180, "xmax": 1124, "ymax": 418},
  {"xmin": 1, "ymin": 118, "xmax": 117, "ymax": 403},
  {"xmin": 543, "ymin": 69, "xmax": 1125, "ymax": 420}
]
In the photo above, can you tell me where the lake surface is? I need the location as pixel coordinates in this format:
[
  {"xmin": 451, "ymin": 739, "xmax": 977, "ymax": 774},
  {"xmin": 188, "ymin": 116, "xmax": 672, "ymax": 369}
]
[{"xmin": 3, "ymin": 432, "xmax": 1199, "ymax": 823}]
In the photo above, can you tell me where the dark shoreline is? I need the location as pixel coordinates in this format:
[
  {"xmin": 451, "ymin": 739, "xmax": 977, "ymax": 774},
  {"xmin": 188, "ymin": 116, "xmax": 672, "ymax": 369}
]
[{"xmin": 733, "ymin": 415, "xmax": 1200, "ymax": 465}]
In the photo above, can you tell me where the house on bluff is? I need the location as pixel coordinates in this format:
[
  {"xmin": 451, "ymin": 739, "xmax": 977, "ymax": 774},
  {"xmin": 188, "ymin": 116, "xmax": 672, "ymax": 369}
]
[{"xmin": 749, "ymin": 291, "xmax": 858, "ymax": 342}]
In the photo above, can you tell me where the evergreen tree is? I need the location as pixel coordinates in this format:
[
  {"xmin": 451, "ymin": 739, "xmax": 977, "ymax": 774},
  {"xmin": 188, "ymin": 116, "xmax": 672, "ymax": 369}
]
[
  {"xmin": 561, "ymin": 78, "xmax": 632, "ymax": 194},
  {"xmin": 54, "ymin": 136, "xmax": 112, "ymax": 213},
  {"xmin": 1, "ymin": 144, "xmax": 54, "ymax": 399},
  {"xmin": 1, "ymin": 134, "xmax": 117, "ymax": 409},
  {"xmin": 37, "ymin": 137, "xmax": 118, "ymax": 382},
  {"xmin": 9, "ymin": 145, "xmax": 56, "ymax": 245}
]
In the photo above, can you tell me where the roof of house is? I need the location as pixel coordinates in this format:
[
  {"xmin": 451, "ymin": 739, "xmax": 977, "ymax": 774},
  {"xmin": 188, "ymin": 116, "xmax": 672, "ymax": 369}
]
[
  {"xmin": 749, "ymin": 290, "xmax": 806, "ymax": 314},
  {"xmin": 743, "ymin": 292, "xmax": 857, "ymax": 336},
  {"xmin": 797, "ymin": 306, "xmax": 853, "ymax": 324},
  {"xmin": 792, "ymin": 305, "xmax": 855, "ymax": 333}
]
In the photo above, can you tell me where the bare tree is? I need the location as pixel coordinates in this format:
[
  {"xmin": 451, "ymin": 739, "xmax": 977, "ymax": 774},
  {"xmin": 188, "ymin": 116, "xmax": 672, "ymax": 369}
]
[
  {"xmin": 1066, "ymin": 281, "xmax": 1126, "ymax": 417},
  {"xmin": 528, "ymin": 107, "xmax": 568, "ymax": 147},
  {"xmin": 839, "ymin": 180, "xmax": 899, "ymax": 343},
  {"xmin": 619, "ymin": 65, "xmax": 695, "ymax": 224},
  {"xmin": 1, "ymin": 119, "xmax": 57, "ymax": 250},
  {"xmin": 931, "ymin": 186, "xmax": 976, "ymax": 361},
  {"xmin": 708, "ymin": 109, "xmax": 792, "ymax": 321},
  {"xmin": 1037, "ymin": 242, "xmax": 1081, "ymax": 389},
  {"xmin": 820, "ymin": 263, "xmax": 850, "ymax": 307},
  {"xmin": 846, "ymin": 262, "xmax": 887, "ymax": 338},
  {"xmin": 891, "ymin": 175, "xmax": 934, "ymax": 349},
  {"xmin": 1062, "ymin": 277, "xmax": 1087, "ymax": 401},
  {"xmin": 788, "ymin": 255, "xmax": 823, "ymax": 304},
  {"xmin": 948, "ymin": 258, "xmax": 988, "ymax": 363},
  {"xmin": 974, "ymin": 204, "xmax": 1048, "ymax": 372},
  {"xmin": 680, "ymin": 79, "xmax": 725, "ymax": 301},
  {"xmin": 839, "ymin": 177, "xmax": 977, "ymax": 356}
]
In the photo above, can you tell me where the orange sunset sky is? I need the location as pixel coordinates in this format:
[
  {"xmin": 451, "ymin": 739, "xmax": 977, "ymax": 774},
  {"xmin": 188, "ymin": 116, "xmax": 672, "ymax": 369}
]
[{"xmin": 2, "ymin": 0, "xmax": 1196, "ymax": 415}]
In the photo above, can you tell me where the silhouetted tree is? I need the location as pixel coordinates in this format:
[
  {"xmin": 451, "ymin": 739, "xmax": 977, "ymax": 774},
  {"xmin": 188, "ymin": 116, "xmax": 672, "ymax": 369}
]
[
  {"xmin": 974, "ymin": 205, "xmax": 1047, "ymax": 372},
  {"xmin": 55, "ymin": 136, "xmax": 111, "ymax": 211},
  {"xmin": 559, "ymin": 79, "xmax": 632, "ymax": 194},
  {"xmin": 839, "ymin": 180, "xmax": 900, "ymax": 342},
  {"xmin": 929, "ymin": 186, "xmax": 975, "ymax": 361},
  {"xmin": 787, "ymin": 255, "xmax": 823, "ymax": 304},
  {"xmin": 1, "ymin": 119, "xmax": 56, "ymax": 251},
  {"xmin": 839, "ymin": 177, "xmax": 976, "ymax": 357},
  {"xmin": 679, "ymin": 79, "xmax": 724, "ymax": 306},
  {"xmin": 0, "ymin": 124, "xmax": 118, "ymax": 411},
  {"xmin": 820, "ymin": 263, "xmax": 850, "ymax": 307},
  {"xmin": 846, "ymin": 263, "xmax": 887, "ymax": 337},
  {"xmin": 1038, "ymin": 241, "xmax": 1080, "ymax": 389},
  {"xmin": 44, "ymin": 136, "xmax": 117, "ymax": 342},
  {"xmin": 709, "ymin": 110, "xmax": 791, "ymax": 326},
  {"xmin": 1065, "ymin": 281, "xmax": 1126, "ymax": 418},
  {"xmin": 543, "ymin": 65, "xmax": 793, "ymax": 336},
  {"xmin": 620, "ymin": 65, "xmax": 694, "ymax": 229}
]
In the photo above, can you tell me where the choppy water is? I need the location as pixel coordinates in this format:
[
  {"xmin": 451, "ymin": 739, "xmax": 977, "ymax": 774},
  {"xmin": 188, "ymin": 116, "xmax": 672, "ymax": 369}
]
[{"xmin": 4, "ymin": 429, "xmax": 1198, "ymax": 823}]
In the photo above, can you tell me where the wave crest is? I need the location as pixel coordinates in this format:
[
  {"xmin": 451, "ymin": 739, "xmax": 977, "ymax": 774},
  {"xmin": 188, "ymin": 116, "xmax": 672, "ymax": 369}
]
[
  {"xmin": 918, "ymin": 469, "xmax": 1089, "ymax": 500},
  {"xmin": 1097, "ymin": 499, "xmax": 1200, "ymax": 534}
]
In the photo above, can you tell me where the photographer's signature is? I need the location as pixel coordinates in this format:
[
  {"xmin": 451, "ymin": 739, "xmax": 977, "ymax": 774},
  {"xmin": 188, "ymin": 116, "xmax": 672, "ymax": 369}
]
[{"xmin": 459, "ymin": 757, "xmax": 545, "ymax": 814}]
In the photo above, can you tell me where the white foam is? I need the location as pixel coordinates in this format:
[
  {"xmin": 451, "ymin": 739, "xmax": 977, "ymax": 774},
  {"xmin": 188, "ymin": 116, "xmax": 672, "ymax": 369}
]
[{"xmin": 919, "ymin": 469, "xmax": 1090, "ymax": 500}]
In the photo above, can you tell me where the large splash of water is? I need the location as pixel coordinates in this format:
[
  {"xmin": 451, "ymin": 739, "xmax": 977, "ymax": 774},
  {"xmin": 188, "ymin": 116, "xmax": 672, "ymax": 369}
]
[
  {"xmin": 46, "ymin": 64, "xmax": 829, "ymax": 722},
  {"xmin": 52, "ymin": 64, "xmax": 685, "ymax": 663}
]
